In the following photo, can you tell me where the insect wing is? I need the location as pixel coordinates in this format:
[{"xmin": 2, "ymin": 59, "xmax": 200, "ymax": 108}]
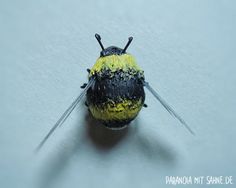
[
  {"xmin": 36, "ymin": 78, "xmax": 95, "ymax": 151},
  {"xmin": 144, "ymin": 82, "xmax": 195, "ymax": 135}
]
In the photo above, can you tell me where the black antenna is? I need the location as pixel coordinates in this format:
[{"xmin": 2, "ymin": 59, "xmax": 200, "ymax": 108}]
[
  {"xmin": 122, "ymin": 37, "xmax": 133, "ymax": 53},
  {"xmin": 95, "ymin": 33, "xmax": 105, "ymax": 50}
]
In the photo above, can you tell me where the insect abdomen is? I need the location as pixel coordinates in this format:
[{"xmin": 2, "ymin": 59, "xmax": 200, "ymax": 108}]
[{"xmin": 87, "ymin": 69, "xmax": 145, "ymax": 129}]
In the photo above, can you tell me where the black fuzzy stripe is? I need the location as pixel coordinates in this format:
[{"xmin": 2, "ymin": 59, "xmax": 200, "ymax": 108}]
[
  {"xmin": 101, "ymin": 118, "xmax": 135, "ymax": 129},
  {"xmin": 86, "ymin": 69, "xmax": 145, "ymax": 106}
]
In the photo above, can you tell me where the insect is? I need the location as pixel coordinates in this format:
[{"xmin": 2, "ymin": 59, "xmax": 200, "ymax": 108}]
[{"xmin": 36, "ymin": 33, "xmax": 194, "ymax": 150}]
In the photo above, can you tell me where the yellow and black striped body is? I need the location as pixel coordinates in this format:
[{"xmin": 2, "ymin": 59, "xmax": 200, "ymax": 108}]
[{"xmin": 87, "ymin": 54, "xmax": 145, "ymax": 129}]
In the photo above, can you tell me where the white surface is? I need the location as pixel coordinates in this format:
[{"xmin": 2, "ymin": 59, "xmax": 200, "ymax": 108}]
[{"xmin": 1, "ymin": 0, "xmax": 236, "ymax": 188}]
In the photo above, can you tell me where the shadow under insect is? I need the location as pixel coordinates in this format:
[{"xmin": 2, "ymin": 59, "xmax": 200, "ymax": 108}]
[
  {"xmin": 85, "ymin": 112, "xmax": 129, "ymax": 150},
  {"xmin": 38, "ymin": 110, "xmax": 178, "ymax": 188},
  {"xmin": 86, "ymin": 111, "xmax": 178, "ymax": 166}
]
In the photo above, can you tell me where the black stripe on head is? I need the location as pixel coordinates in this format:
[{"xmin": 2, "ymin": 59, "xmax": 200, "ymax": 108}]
[{"xmin": 100, "ymin": 46, "xmax": 125, "ymax": 57}]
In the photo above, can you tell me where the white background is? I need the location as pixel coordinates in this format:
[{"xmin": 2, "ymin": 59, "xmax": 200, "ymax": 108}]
[{"xmin": 1, "ymin": 0, "xmax": 236, "ymax": 188}]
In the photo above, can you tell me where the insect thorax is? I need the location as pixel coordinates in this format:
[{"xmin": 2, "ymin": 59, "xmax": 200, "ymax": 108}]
[{"xmin": 87, "ymin": 54, "xmax": 145, "ymax": 129}]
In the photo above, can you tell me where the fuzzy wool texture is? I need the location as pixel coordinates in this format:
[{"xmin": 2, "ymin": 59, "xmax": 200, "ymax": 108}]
[
  {"xmin": 1, "ymin": 0, "xmax": 236, "ymax": 188},
  {"xmin": 89, "ymin": 54, "xmax": 143, "ymax": 77}
]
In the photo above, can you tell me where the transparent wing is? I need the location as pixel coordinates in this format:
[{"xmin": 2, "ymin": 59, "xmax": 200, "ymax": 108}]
[
  {"xmin": 144, "ymin": 82, "xmax": 195, "ymax": 135},
  {"xmin": 36, "ymin": 79, "xmax": 95, "ymax": 151}
]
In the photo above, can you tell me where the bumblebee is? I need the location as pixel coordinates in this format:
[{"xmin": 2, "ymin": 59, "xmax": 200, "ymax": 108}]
[
  {"xmin": 37, "ymin": 34, "xmax": 194, "ymax": 150},
  {"xmin": 86, "ymin": 34, "xmax": 145, "ymax": 129}
]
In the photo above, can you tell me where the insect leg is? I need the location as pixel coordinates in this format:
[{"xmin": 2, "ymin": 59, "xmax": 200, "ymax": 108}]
[{"xmin": 80, "ymin": 83, "xmax": 87, "ymax": 89}]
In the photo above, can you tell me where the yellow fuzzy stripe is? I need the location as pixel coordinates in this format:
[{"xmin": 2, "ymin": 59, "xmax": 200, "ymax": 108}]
[
  {"xmin": 89, "ymin": 99, "xmax": 143, "ymax": 121},
  {"xmin": 89, "ymin": 54, "xmax": 142, "ymax": 77}
]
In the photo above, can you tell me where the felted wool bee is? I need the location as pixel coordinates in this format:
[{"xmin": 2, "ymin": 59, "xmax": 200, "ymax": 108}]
[{"xmin": 37, "ymin": 33, "xmax": 194, "ymax": 150}]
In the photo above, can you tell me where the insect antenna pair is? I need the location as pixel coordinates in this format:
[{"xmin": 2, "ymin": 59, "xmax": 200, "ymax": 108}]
[{"xmin": 95, "ymin": 33, "xmax": 133, "ymax": 53}]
